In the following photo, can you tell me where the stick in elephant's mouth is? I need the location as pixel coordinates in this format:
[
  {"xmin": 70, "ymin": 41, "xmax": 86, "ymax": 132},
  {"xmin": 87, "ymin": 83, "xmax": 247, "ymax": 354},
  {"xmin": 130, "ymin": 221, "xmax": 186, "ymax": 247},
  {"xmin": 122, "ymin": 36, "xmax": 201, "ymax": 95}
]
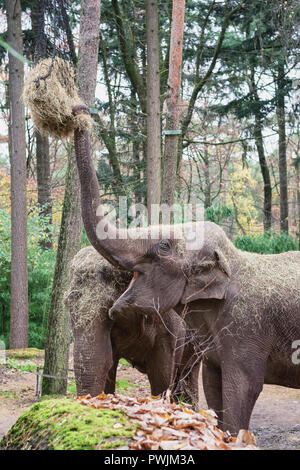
[
  {"xmin": 126, "ymin": 272, "xmax": 139, "ymax": 291},
  {"xmin": 117, "ymin": 272, "xmax": 139, "ymax": 301}
]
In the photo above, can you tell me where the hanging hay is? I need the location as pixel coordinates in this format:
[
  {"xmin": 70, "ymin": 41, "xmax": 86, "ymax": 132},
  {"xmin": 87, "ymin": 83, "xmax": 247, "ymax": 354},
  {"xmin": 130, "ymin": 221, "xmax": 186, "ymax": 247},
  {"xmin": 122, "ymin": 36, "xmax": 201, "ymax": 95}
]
[{"xmin": 23, "ymin": 57, "xmax": 93, "ymax": 139}]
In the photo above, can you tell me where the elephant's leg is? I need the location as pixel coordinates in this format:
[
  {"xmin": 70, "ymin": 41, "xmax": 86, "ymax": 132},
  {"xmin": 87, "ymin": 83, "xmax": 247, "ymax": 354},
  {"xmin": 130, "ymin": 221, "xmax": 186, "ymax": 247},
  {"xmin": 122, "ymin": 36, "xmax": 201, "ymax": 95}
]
[
  {"xmin": 72, "ymin": 317, "xmax": 114, "ymax": 397},
  {"xmin": 147, "ymin": 334, "xmax": 177, "ymax": 396},
  {"xmin": 104, "ymin": 355, "xmax": 119, "ymax": 394},
  {"xmin": 202, "ymin": 361, "xmax": 223, "ymax": 425},
  {"xmin": 221, "ymin": 365, "xmax": 264, "ymax": 434}
]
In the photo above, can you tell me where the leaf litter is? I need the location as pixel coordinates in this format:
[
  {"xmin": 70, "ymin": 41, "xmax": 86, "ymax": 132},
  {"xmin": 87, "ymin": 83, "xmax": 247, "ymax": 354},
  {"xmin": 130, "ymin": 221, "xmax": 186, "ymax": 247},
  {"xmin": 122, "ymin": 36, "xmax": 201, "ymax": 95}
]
[{"xmin": 76, "ymin": 391, "xmax": 257, "ymax": 450}]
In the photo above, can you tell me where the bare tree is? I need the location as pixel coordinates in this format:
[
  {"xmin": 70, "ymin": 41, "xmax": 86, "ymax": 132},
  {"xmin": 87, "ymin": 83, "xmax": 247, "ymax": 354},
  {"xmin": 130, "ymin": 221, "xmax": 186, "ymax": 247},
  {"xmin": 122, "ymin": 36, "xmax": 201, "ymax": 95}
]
[
  {"xmin": 146, "ymin": 0, "xmax": 161, "ymax": 218},
  {"xmin": 162, "ymin": 0, "xmax": 185, "ymax": 207},
  {"xmin": 7, "ymin": 0, "xmax": 28, "ymax": 349}
]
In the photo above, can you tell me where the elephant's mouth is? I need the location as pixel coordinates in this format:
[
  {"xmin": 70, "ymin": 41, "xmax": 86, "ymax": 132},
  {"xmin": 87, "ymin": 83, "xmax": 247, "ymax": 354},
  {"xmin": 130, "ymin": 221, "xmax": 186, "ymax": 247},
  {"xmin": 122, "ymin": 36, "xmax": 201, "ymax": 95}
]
[{"xmin": 108, "ymin": 272, "xmax": 139, "ymax": 320}]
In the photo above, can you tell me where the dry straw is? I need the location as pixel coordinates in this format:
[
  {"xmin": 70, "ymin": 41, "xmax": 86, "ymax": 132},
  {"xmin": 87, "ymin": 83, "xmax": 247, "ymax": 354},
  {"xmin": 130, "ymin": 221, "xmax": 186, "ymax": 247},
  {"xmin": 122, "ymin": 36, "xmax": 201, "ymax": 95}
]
[
  {"xmin": 64, "ymin": 246, "xmax": 131, "ymax": 332},
  {"xmin": 23, "ymin": 57, "xmax": 93, "ymax": 139}
]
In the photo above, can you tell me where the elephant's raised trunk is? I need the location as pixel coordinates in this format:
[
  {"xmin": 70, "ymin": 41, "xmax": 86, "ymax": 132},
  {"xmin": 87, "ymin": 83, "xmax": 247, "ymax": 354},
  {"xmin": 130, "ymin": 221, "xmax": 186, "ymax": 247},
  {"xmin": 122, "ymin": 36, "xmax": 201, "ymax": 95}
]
[{"xmin": 72, "ymin": 105, "xmax": 141, "ymax": 270}]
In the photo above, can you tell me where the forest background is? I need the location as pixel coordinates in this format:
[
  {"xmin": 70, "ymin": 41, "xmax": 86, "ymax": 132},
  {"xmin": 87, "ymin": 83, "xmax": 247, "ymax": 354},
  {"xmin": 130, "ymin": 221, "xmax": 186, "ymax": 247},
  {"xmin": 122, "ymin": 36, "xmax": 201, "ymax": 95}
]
[{"xmin": 0, "ymin": 0, "xmax": 299, "ymax": 355}]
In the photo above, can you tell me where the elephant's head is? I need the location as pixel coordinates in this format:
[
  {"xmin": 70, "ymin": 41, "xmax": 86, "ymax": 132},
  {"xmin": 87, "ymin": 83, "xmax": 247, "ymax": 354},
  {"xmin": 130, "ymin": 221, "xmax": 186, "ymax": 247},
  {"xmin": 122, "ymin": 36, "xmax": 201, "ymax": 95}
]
[
  {"xmin": 72, "ymin": 106, "xmax": 235, "ymax": 320},
  {"xmin": 108, "ymin": 222, "xmax": 234, "ymax": 319}
]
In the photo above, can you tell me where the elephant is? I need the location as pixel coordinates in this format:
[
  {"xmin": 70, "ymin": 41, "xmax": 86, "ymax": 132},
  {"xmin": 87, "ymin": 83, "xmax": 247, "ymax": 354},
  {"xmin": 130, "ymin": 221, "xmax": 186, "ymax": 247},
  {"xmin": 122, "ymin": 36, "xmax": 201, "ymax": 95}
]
[
  {"xmin": 65, "ymin": 245, "xmax": 200, "ymax": 403},
  {"xmin": 70, "ymin": 104, "xmax": 300, "ymax": 434},
  {"xmin": 108, "ymin": 227, "xmax": 300, "ymax": 434}
]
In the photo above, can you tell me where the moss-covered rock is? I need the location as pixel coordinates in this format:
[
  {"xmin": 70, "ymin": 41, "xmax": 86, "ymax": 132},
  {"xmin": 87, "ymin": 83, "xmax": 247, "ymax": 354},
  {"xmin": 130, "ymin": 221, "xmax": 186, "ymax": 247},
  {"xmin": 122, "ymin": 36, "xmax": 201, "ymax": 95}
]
[
  {"xmin": 6, "ymin": 348, "xmax": 44, "ymax": 359},
  {"xmin": 0, "ymin": 397, "xmax": 136, "ymax": 450}
]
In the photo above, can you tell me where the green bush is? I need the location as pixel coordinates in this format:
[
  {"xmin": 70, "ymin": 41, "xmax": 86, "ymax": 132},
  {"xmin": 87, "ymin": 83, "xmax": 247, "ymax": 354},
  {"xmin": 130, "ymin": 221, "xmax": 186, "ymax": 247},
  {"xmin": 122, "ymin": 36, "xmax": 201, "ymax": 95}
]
[
  {"xmin": 205, "ymin": 204, "xmax": 233, "ymax": 225},
  {"xmin": 234, "ymin": 231, "xmax": 298, "ymax": 254},
  {"xmin": 0, "ymin": 208, "xmax": 56, "ymax": 349}
]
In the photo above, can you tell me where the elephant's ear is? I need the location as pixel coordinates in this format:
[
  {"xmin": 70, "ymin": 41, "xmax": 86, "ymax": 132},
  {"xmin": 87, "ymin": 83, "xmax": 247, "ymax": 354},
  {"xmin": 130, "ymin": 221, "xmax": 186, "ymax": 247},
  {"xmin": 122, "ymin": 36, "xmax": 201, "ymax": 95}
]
[{"xmin": 181, "ymin": 249, "xmax": 231, "ymax": 304}]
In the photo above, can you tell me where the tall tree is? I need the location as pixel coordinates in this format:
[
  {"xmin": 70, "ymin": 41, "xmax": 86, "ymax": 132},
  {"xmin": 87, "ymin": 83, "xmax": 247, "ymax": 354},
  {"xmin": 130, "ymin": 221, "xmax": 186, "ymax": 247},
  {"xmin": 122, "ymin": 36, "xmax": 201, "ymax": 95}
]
[
  {"xmin": 249, "ymin": 65, "xmax": 272, "ymax": 232},
  {"xmin": 276, "ymin": 57, "xmax": 289, "ymax": 233},
  {"xmin": 146, "ymin": 0, "xmax": 161, "ymax": 217},
  {"xmin": 35, "ymin": 132, "xmax": 52, "ymax": 248},
  {"xmin": 7, "ymin": 0, "xmax": 28, "ymax": 348},
  {"xmin": 162, "ymin": 0, "xmax": 185, "ymax": 207},
  {"xmin": 42, "ymin": 0, "xmax": 101, "ymax": 395},
  {"xmin": 31, "ymin": 0, "xmax": 53, "ymax": 247}
]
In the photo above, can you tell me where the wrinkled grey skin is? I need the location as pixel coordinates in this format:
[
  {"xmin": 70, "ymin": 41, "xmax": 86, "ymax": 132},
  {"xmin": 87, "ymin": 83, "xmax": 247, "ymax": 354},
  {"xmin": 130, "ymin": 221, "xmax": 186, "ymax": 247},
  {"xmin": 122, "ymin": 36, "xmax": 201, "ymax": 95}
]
[
  {"xmin": 72, "ymin": 110, "xmax": 300, "ymax": 434},
  {"xmin": 65, "ymin": 247, "xmax": 200, "ymax": 403},
  {"xmin": 109, "ymin": 231, "xmax": 300, "ymax": 434}
]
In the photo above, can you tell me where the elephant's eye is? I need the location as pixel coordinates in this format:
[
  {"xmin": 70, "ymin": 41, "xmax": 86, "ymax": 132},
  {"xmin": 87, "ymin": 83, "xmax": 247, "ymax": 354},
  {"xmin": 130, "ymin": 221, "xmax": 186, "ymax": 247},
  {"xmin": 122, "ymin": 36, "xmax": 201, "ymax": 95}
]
[{"xmin": 159, "ymin": 239, "xmax": 171, "ymax": 251}]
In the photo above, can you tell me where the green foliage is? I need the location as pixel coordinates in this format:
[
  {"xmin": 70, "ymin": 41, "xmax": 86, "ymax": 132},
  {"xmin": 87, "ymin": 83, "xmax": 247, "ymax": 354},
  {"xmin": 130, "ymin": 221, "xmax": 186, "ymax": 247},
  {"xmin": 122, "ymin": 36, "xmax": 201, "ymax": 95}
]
[
  {"xmin": 0, "ymin": 357, "xmax": 37, "ymax": 372},
  {"xmin": 81, "ymin": 227, "xmax": 90, "ymax": 248},
  {"xmin": 234, "ymin": 232, "xmax": 298, "ymax": 254},
  {"xmin": 205, "ymin": 204, "xmax": 233, "ymax": 225},
  {"xmin": 119, "ymin": 358, "xmax": 131, "ymax": 367},
  {"xmin": 0, "ymin": 209, "xmax": 56, "ymax": 349},
  {"xmin": 67, "ymin": 380, "xmax": 77, "ymax": 394}
]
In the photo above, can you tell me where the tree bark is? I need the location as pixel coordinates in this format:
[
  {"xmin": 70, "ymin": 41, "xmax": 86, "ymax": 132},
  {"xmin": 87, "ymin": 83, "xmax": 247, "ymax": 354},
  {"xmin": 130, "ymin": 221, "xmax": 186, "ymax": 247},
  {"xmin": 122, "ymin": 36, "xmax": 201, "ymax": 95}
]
[
  {"xmin": 249, "ymin": 67, "xmax": 272, "ymax": 232},
  {"xmin": 42, "ymin": 0, "xmax": 101, "ymax": 395},
  {"xmin": 146, "ymin": 0, "xmax": 161, "ymax": 219},
  {"xmin": 296, "ymin": 159, "xmax": 300, "ymax": 249},
  {"xmin": 276, "ymin": 59, "xmax": 288, "ymax": 233},
  {"xmin": 36, "ymin": 132, "xmax": 52, "ymax": 248},
  {"xmin": 31, "ymin": 0, "xmax": 53, "ymax": 248},
  {"xmin": 203, "ymin": 145, "xmax": 211, "ymax": 209},
  {"xmin": 162, "ymin": 0, "xmax": 185, "ymax": 207},
  {"xmin": 253, "ymin": 114, "xmax": 272, "ymax": 232},
  {"xmin": 7, "ymin": 0, "xmax": 28, "ymax": 349},
  {"xmin": 42, "ymin": 144, "xmax": 82, "ymax": 395}
]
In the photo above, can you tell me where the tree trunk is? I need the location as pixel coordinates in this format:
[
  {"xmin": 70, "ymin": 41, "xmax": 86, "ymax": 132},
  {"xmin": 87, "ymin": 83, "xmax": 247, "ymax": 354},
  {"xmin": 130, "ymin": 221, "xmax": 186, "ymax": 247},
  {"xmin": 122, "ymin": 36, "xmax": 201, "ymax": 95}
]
[
  {"xmin": 42, "ymin": 0, "xmax": 101, "ymax": 395},
  {"xmin": 31, "ymin": 0, "xmax": 53, "ymax": 248},
  {"xmin": 162, "ymin": 0, "xmax": 185, "ymax": 207},
  {"xmin": 146, "ymin": 0, "xmax": 161, "ymax": 219},
  {"xmin": 7, "ymin": 0, "xmax": 28, "ymax": 349},
  {"xmin": 249, "ymin": 66, "xmax": 272, "ymax": 232},
  {"xmin": 253, "ymin": 114, "xmax": 272, "ymax": 232},
  {"xmin": 36, "ymin": 132, "xmax": 52, "ymax": 248},
  {"xmin": 276, "ymin": 59, "xmax": 288, "ymax": 234},
  {"xmin": 42, "ymin": 145, "xmax": 82, "ymax": 394},
  {"xmin": 297, "ymin": 160, "xmax": 300, "ymax": 249},
  {"xmin": 203, "ymin": 146, "xmax": 211, "ymax": 209}
]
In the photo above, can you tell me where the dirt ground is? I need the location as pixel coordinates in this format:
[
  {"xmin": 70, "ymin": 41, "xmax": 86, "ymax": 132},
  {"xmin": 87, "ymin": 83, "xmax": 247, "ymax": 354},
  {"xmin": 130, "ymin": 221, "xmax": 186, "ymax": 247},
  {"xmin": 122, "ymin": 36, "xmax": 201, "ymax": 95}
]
[{"xmin": 0, "ymin": 351, "xmax": 299, "ymax": 450}]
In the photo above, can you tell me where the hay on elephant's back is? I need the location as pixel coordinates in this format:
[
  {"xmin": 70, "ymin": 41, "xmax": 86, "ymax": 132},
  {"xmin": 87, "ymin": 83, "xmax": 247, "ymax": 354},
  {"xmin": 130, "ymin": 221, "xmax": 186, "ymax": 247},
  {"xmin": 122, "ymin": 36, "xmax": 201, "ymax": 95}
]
[
  {"xmin": 23, "ymin": 57, "xmax": 93, "ymax": 139},
  {"xmin": 64, "ymin": 246, "xmax": 131, "ymax": 330}
]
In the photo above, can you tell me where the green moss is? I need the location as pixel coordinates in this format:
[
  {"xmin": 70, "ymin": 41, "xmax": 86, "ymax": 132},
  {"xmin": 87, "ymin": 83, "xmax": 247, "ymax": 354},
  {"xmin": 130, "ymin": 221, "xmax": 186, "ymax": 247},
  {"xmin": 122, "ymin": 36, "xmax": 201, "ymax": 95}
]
[
  {"xmin": 0, "ymin": 397, "xmax": 136, "ymax": 450},
  {"xmin": 119, "ymin": 358, "xmax": 131, "ymax": 368},
  {"xmin": 6, "ymin": 348, "xmax": 44, "ymax": 359},
  {"xmin": 116, "ymin": 379, "xmax": 137, "ymax": 392}
]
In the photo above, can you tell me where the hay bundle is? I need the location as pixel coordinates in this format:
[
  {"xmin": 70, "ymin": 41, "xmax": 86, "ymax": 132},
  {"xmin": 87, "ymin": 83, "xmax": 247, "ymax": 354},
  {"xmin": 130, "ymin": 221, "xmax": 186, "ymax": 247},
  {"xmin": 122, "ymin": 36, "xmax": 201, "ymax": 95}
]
[{"xmin": 23, "ymin": 57, "xmax": 93, "ymax": 139}]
